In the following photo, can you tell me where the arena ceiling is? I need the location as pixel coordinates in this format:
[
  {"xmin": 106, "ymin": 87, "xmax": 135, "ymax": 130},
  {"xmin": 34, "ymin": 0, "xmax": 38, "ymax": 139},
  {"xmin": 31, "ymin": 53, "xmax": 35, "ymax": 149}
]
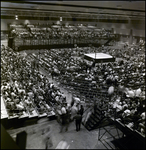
[{"xmin": 1, "ymin": 1, "xmax": 145, "ymax": 20}]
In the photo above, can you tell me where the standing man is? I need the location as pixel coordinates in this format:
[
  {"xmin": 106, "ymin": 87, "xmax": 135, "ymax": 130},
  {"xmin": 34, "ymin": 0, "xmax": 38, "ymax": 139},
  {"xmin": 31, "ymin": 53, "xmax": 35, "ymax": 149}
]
[
  {"xmin": 79, "ymin": 105, "xmax": 84, "ymax": 116},
  {"xmin": 73, "ymin": 112, "xmax": 82, "ymax": 132}
]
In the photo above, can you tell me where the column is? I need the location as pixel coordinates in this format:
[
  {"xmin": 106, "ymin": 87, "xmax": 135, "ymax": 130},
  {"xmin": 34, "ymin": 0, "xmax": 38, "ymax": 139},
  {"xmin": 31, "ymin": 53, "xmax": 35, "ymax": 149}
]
[{"xmin": 129, "ymin": 29, "xmax": 133, "ymax": 45}]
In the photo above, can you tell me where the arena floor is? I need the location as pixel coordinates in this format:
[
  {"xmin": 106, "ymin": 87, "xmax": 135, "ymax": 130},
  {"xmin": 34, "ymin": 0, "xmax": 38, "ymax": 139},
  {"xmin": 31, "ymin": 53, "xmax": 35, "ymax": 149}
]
[{"xmin": 7, "ymin": 117, "xmax": 124, "ymax": 149}]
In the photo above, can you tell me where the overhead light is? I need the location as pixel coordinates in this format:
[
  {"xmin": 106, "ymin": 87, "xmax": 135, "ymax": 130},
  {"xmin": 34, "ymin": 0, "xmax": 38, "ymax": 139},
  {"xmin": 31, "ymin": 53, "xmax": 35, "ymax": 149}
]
[{"xmin": 15, "ymin": 15, "xmax": 18, "ymax": 20}]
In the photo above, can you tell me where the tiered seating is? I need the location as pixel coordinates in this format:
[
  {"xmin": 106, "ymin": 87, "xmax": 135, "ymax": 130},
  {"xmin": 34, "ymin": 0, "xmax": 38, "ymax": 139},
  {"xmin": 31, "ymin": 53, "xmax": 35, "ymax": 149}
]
[
  {"xmin": 1, "ymin": 45, "xmax": 69, "ymax": 121},
  {"xmin": 10, "ymin": 24, "xmax": 31, "ymax": 38},
  {"xmin": 9, "ymin": 23, "xmax": 115, "ymax": 50}
]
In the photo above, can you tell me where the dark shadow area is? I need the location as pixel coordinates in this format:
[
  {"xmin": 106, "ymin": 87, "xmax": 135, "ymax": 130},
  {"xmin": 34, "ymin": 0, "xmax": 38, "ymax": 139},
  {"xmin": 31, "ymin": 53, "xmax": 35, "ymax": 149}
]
[
  {"xmin": 1, "ymin": 124, "xmax": 20, "ymax": 149},
  {"xmin": 111, "ymin": 135, "xmax": 145, "ymax": 150}
]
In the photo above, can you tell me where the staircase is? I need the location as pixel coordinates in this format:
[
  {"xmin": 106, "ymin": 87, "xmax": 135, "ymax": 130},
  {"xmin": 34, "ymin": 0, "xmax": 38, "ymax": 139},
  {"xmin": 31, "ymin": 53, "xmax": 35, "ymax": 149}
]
[{"xmin": 83, "ymin": 103, "xmax": 107, "ymax": 131}]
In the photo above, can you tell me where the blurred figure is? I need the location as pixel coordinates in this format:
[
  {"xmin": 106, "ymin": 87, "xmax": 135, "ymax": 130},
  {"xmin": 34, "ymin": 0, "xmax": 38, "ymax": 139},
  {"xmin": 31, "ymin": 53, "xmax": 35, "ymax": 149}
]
[
  {"xmin": 55, "ymin": 140, "xmax": 70, "ymax": 149},
  {"xmin": 60, "ymin": 107, "xmax": 69, "ymax": 132},
  {"xmin": 82, "ymin": 107, "xmax": 93, "ymax": 125},
  {"xmin": 70, "ymin": 104, "xmax": 78, "ymax": 121},
  {"xmin": 56, "ymin": 105, "xmax": 62, "ymax": 123},
  {"xmin": 66, "ymin": 104, "xmax": 71, "ymax": 122},
  {"xmin": 108, "ymin": 85, "xmax": 114, "ymax": 101},
  {"xmin": 43, "ymin": 126, "xmax": 53, "ymax": 149}
]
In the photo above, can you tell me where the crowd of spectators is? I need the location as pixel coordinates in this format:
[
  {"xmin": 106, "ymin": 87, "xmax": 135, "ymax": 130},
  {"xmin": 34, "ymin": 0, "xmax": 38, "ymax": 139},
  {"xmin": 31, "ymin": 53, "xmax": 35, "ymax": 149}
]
[
  {"xmin": 9, "ymin": 23, "xmax": 114, "ymax": 41},
  {"xmin": 35, "ymin": 44, "xmax": 145, "ymax": 92},
  {"xmin": 10, "ymin": 27, "xmax": 32, "ymax": 38},
  {"xmin": 24, "ymin": 41, "xmax": 145, "ymax": 135},
  {"xmin": 1, "ymin": 45, "xmax": 79, "ymax": 119},
  {"xmin": 3, "ymin": 25, "xmax": 145, "ymax": 136}
]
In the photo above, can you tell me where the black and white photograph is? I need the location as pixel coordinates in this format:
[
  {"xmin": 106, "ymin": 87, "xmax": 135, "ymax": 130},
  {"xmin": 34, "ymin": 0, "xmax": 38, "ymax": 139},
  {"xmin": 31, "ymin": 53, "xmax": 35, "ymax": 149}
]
[{"xmin": 1, "ymin": 1, "xmax": 145, "ymax": 149}]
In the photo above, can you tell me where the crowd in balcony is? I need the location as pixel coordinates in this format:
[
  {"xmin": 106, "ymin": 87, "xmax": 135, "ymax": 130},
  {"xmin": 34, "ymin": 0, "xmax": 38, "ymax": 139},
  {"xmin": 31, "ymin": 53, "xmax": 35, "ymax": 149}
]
[
  {"xmin": 10, "ymin": 27, "xmax": 32, "ymax": 38},
  {"xmin": 9, "ymin": 23, "xmax": 114, "ymax": 41}
]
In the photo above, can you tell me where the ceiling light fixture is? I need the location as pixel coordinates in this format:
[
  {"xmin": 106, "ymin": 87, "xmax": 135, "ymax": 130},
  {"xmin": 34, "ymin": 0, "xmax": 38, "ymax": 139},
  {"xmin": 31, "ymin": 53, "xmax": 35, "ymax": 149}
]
[{"xmin": 15, "ymin": 15, "xmax": 18, "ymax": 20}]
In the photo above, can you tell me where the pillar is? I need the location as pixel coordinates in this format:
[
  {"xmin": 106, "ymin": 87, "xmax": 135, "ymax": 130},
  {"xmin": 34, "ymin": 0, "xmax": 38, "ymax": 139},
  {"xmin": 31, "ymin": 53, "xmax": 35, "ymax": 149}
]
[{"xmin": 129, "ymin": 29, "xmax": 133, "ymax": 44}]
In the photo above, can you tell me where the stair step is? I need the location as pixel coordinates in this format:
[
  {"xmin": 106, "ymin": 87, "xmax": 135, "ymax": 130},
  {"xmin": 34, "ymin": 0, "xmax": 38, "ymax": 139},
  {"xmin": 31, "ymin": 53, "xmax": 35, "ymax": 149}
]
[
  {"xmin": 91, "ymin": 118, "xmax": 97, "ymax": 123},
  {"xmin": 94, "ymin": 109, "xmax": 102, "ymax": 115},
  {"xmin": 85, "ymin": 124, "xmax": 91, "ymax": 129},
  {"xmin": 86, "ymin": 126, "xmax": 92, "ymax": 131},
  {"xmin": 85, "ymin": 123, "xmax": 98, "ymax": 131},
  {"xmin": 88, "ymin": 118, "xmax": 96, "ymax": 125},
  {"xmin": 86, "ymin": 122, "xmax": 94, "ymax": 128},
  {"xmin": 92, "ymin": 114, "xmax": 101, "ymax": 120},
  {"xmin": 90, "ymin": 114, "xmax": 100, "ymax": 122},
  {"xmin": 90, "ymin": 118, "xmax": 100, "ymax": 124}
]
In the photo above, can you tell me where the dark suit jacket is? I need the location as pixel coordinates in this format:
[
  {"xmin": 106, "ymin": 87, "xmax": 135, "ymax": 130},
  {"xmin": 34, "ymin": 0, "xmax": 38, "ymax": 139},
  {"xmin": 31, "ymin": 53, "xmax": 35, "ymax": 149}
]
[
  {"xmin": 60, "ymin": 113, "xmax": 68, "ymax": 125},
  {"xmin": 73, "ymin": 114, "xmax": 82, "ymax": 123}
]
